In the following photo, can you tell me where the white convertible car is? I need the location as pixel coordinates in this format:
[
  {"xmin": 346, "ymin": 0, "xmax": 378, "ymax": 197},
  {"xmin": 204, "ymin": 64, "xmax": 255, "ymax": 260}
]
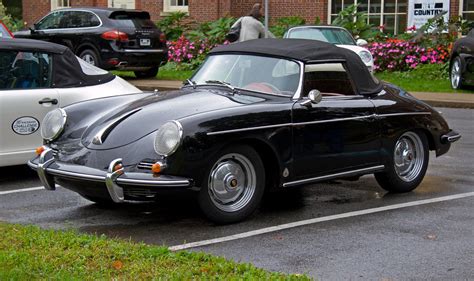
[
  {"xmin": 0, "ymin": 38, "xmax": 141, "ymax": 167},
  {"xmin": 284, "ymin": 26, "xmax": 374, "ymax": 72}
]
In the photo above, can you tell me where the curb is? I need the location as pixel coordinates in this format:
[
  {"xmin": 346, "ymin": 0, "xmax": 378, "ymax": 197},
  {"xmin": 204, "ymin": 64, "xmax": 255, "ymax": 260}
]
[{"xmin": 130, "ymin": 81, "xmax": 474, "ymax": 109}]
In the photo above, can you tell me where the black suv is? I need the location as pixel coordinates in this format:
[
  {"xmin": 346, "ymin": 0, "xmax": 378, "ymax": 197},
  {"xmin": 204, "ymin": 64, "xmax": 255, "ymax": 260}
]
[{"xmin": 15, "ymin": 8, "xmax": 167, "ymax": 78}]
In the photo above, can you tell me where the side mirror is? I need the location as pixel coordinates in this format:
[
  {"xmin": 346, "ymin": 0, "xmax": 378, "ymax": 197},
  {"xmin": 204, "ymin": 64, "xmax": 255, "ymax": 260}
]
[
  {"xmin": 356, "ymin": 39, "xmax": 368, "ymax": 47},
  {"xmin": 300, "ymin": 89, "xmax": 322, "ymax": 108},
  {"xmin": 29, "ymin": 25, "xmax": 37, "ymax": 34}
]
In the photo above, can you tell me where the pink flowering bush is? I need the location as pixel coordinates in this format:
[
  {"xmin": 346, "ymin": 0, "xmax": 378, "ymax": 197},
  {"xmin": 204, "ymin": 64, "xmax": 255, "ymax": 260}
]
[
  {"xmin": 368, "ymin": 39, "xmax": 451, "ymax": 72},
  {"xmin": 167, "ymin": 36, "xmax": 217, "ymax": 70}
]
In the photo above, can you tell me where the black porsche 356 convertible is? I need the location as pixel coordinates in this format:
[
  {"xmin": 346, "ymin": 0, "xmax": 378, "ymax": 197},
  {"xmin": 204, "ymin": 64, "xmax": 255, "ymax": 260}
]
[{"xmin": 29, "ymin": 39, "xmax": 460, "ymax": 223}]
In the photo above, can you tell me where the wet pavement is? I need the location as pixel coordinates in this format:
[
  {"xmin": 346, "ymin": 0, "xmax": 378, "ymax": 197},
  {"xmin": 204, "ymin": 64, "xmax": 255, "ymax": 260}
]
[{"xmin": 0, "ymin": 107, "xmax": 473, "ymax": 279}]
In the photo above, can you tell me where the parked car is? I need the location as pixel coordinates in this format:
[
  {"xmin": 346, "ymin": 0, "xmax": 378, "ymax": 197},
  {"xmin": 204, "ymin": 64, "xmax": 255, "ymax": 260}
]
[
  {"xmin": 0, "ymin": 20, "xmax": 14, "ymax": 38},
  {"xmin": 449, "ymin": 28, "xmax": 474, "ymax": 89},
  {"xmin": 14, "ymin": 8, "xmax": 167, "ymax": 78},
  {"xmin": 284, "ymin": 26, "xmax": 374, "ymax": 72},
  {"xmin": 0, "ymin": 38, "xmax": 141, "ymax": 167},
  {"xmin": 29, "ymin": 39, "xmax": 460, "ymax": 224}
]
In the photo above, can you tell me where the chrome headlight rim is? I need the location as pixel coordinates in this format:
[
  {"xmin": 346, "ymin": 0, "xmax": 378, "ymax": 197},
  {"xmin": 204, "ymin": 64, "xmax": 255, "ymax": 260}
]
[
  {"xmin": 154, "ymin": 120, "xmax": 184, "ymax": 157},
  {"xmin": 358, "ymin": 50, "xmax": 373, "ymax": 64},
  {"xmin": 41, "ymin": 108, "xmax": 67, "ymax": 141}
]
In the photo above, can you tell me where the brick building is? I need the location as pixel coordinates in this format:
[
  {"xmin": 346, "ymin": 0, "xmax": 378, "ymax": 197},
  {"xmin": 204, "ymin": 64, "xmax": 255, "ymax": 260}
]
[{"xmin": 23, "ymin": 0, "xmax": 473, "ymax": 35}]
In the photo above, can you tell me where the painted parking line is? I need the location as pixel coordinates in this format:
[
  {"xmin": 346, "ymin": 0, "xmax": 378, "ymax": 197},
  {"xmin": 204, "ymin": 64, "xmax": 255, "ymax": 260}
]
[
  {"xmin": 0, "ymin": 186, "xmax": 44, "ymax": 195},
  {"xmin": 169, "ymin": 191, "xmax": 474, "ymax": 251}
]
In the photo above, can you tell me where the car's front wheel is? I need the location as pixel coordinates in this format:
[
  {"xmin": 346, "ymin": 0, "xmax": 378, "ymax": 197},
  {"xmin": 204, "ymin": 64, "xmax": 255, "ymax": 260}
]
[
  {"xmin": 375, "ymin": 131, "xmax": 429, "ymax": 193},
  {"xmin": 198, "ymin": 145, "xmax": 265, "ymax": 224},
  {"xmin": 134, "ymin": 66, "xmax": 159, "ymax": 79},
  {"xmin": 450, "ymin": 56, "xmax": 465, "ymax": 90}
]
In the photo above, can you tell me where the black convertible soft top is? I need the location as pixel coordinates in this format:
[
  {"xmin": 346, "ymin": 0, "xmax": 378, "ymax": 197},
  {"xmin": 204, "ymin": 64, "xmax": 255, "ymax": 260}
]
[
  {"xmin": 210, "ymin": 38, "xmax": 382, "ymax": 95},
  {"xmin": 0, "ymin": 38, "xmax": 114, "ymax": 88}
]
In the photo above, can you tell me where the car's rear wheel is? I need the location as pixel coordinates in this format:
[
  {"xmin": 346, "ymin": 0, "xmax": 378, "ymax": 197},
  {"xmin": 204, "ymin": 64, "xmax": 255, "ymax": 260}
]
[
  {"xmin": 198, "ymin": 145, "xmax": 265, "ymax": 224},
  {"xmin": 450, "ymin": 56, "xmax": 465, "ymax": 90},
  {"xmin": 79, "ymin": 49, "xmax": 100, "ymax": 67},
  {"xmin": 375, "ymin": 131, "xmax": 429, "ymax": 193},
  {"xmin": 134, "ymin": 66, "xmax": 159, "ymax": 79}
]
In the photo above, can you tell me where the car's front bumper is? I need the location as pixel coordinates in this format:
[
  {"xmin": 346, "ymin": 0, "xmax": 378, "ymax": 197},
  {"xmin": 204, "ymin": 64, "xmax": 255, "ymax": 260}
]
[{"xmin": 28, "ymin": 148, "xmax": 193, "ymax": 203}]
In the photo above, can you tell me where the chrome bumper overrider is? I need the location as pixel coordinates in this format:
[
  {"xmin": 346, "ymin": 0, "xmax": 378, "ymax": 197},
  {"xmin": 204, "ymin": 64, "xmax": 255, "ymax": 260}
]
[
  {"xmin": 28, "ymin": 148, "xmax": 193, "ymax": 203},
  {"xmin": 441, "ymin": 130, "xmax": 461, "ymax": 144}
]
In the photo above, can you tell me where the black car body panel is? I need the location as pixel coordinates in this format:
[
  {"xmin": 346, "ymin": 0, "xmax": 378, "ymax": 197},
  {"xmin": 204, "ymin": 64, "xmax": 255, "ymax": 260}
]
[
  {"xmin": 15, "ymin": 8, "xmax": 167, "ymax": 71},
  {"xmin": 29, "ymin": 39, "xmax": 459, "ymax": 222},
  {"xmin": 450, "ymin": 29, "xmax": 474, "ymax": 88}
]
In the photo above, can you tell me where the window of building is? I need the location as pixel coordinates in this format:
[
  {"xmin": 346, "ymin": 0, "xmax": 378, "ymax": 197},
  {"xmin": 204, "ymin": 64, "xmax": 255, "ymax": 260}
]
[
  {"xmin": 51, "ymin": 0, "xmax": 70, "ymax": 10},
  {"xmin": 329, "ymin": 0, "xmax": 407, "ymax": 35},
  {"xmin": 164, "ymin": 0, "xmax": 189, "ymax": 12},
  {"xmin": 461, "ymin": 0, "xmax": 474, "ymax": 21}
]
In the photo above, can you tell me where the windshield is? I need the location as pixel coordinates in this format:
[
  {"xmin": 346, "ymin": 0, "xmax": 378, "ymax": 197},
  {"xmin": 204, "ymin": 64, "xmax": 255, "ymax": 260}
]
[
  {"xmin": 191, "ymin": 54, "xmax": 301, "ymax": 96},
  {"xmin": 0, "ymin": 22, "xmax": 12, "ymax": 38},
  {"xmin": 109, "ymin": 12, "xmax": 156, "ymax": 29},
  {"xmin": 287, "ymin": 28, "xmax": 356, "ymax": 45}
]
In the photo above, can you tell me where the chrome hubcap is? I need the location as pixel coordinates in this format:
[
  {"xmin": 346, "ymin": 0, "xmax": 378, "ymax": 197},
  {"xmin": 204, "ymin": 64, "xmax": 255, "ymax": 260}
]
[
  {"xmin": 208, "ymin": 153, "xmax": 256, "ymax": 212},
  {"xmin": 394, "ymin": 132, "xmax": 424, "ymax": 182},
  {"xmin": 451, "ymin": 59, "xmax": 461, "ymax": 88},
  {"xmin": 82, "ymin": 54, "xmax": 96, "ymax": 65}
]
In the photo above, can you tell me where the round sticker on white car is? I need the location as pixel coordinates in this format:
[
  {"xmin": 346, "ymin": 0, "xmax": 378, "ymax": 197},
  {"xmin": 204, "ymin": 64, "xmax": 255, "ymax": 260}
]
[{"xmin": 12, "ymin": 117, "xmax": 40, "ymax": 135}]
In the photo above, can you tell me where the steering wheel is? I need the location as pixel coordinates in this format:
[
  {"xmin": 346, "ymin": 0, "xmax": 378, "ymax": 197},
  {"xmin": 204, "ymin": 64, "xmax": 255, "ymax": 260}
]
[{"xmin": 244, "ymin": 82, "xmax": 282, "ymax": 95}]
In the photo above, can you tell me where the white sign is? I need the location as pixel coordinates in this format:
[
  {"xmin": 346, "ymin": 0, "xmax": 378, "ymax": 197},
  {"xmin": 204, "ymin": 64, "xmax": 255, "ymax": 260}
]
[{"xmin": 407, "ymin": 0, "xmax": 449, "ymax": 30}]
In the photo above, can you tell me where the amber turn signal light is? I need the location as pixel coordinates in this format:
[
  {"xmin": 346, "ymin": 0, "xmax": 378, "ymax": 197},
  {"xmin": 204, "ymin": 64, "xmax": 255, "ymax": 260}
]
[
  {"xmin": 151, "ymin": 163, "xmax": 161, "ymax": 174},
  {"xmin": 35, "ymin": 146, "xmax": 45, "ymax": 155}
]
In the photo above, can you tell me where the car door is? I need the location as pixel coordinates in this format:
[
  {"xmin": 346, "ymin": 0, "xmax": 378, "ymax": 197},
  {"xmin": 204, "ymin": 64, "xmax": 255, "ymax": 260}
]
[
  {"xmin": 0, "ymin": 50, "xmax": 58, "ymax": 166},
  {"xmin": 291, "ymin": 62, "xmax": 380, "ymax": 181},
  {"xmin": 30, "ymin": 10, "xmax": 67, "ymax": 46},
  {"xmin": 462, "ymin": 29, "xmax": 474, "ymax": 83}
]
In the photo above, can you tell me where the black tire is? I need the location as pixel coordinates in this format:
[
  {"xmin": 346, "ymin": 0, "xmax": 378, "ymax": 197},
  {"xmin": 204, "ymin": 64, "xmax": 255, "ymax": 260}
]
[
  {"xmin": 79, "ymin": 48, "xmax": 100, "ymax": 67},
  {"xmin": 375, "ymin": 131, "xmax": 429, "ymax": 193},
  {"xmin": 134, "ymin": 66, "xmax": 159, "ymax": 79},
  {"xmin": 450, "ymin": 56, "xmax": 465, "ymax": 90},
  {"xmin": 198, "ymin": 145, "xmax": 265, "ymax": 224}
]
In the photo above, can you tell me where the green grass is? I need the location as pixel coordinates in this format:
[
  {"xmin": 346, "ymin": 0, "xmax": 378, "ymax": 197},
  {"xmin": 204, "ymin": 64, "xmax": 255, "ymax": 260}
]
[
  {"xmin": 375, "ymin": 64, "xmax": 473, "ymax": 93},
  {"xmin": 113, "ymin": 63, "xmax": 194, "ymax": 81},
  {"xmin": 0, "ymin": 222, "xmax": 309, "ymax": 280}
]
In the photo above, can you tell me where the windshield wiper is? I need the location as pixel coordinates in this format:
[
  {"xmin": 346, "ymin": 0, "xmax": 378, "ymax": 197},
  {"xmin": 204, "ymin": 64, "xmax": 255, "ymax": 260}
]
[
  {"xmin": 205, "ymin": 80, "xmax": 238, "ymax": 94},
  {"xmin": 183, "ymin": 79, "xmax": 196, "ymax": 89}
]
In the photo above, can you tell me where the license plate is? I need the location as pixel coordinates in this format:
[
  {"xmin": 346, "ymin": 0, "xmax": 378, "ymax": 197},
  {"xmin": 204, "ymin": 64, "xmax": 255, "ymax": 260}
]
[{"xmin": 140, "ymin": 38, "xmax": 151, "ymax": 46}]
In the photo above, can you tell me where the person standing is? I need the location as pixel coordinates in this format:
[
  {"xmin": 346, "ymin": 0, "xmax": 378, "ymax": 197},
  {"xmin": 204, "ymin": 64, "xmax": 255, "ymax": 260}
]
[{"xmin": 232, "ymin": 3, "xmax": 275, "ymax": 42}]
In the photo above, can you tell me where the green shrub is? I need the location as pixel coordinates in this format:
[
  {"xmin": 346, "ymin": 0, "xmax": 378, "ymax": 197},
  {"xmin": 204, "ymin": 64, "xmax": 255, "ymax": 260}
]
[
  {"xmin": 270, "ymin": 16, "xmax": 306, "ymax": 38},
  {"xmin": 156, "ymin": 11, "xmax": 190, "ymax": 41},
  {"xmin": 187, "ymin": 17, "xmax": 236, "ymax": 45},
  {"xmin": 0, "ymin": 2, "xmax": 24, "ymax": 32}
]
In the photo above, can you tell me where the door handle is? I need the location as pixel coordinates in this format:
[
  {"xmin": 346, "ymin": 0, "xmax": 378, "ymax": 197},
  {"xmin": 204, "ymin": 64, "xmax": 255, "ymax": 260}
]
[{"xmin": 38, "ymin": 98, "xmax": 58, "ymax": 105}]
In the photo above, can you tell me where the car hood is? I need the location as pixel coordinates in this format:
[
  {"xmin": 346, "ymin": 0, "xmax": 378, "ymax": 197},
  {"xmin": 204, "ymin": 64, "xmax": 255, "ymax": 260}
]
[{"xmin": 81, "ymin": 88, "xmax": 265, "ymax": 150}]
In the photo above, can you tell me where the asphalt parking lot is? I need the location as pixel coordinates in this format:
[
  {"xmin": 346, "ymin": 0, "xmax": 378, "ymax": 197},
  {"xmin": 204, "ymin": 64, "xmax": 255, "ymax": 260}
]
[{"xmin": 1, "ymin": 107, "xmax": 473, "ymax": 279}]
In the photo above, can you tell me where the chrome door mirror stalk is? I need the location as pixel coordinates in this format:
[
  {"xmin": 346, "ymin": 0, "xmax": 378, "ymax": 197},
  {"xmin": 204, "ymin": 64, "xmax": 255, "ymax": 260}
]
[{"xmin": 300, "ymin": 89, "xmax": 322, "ymax": 108}]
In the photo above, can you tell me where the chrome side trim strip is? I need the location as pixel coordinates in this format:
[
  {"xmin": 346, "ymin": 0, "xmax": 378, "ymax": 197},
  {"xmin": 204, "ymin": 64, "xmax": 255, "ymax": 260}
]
[
  {"xmin": 378, "ymin": 112, "xmax": 431, "ymax": 117},
  {"xmin": 283, "ymin": 165, "xmax": 385, "ymax": 187},
  {"xmin": 206, "ymin": 112, "xmax": 432, "ymax": 136},
  {"xmin": 122, "ymin": 49, "xmax": 165, "ymax": 53},
  {"xmin": 207, "ymin": 123, "xmax": 292, "ymax": 136},
  {"xmin": 294, "ymin": 114, "xmax": 375, "ymax": 126}
]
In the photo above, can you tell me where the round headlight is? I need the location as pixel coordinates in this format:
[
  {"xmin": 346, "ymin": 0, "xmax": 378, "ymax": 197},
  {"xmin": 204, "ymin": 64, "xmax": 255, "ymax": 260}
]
[
  {"xmin": 154, "ymin": 121, "xmax": 183, "ymax": 156},
  {"xmin": 41, "ymin": 108, "xmax": 67, "ymax": 141},
  {"xmin": 358, "ymin": 50, "xmax": 373, "ymax": 64}
]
